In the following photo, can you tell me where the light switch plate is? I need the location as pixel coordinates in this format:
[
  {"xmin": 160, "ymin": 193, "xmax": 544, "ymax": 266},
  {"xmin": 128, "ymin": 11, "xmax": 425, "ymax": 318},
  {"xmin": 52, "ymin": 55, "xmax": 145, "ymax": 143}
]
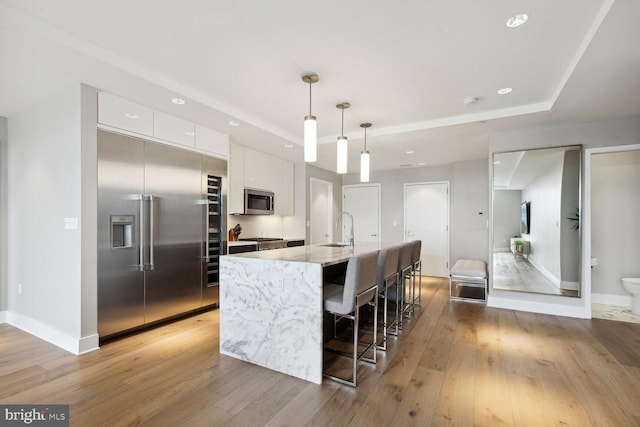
[{"xmin": 64, "ymin": 217, "xmax": 79, "ymax": 230}]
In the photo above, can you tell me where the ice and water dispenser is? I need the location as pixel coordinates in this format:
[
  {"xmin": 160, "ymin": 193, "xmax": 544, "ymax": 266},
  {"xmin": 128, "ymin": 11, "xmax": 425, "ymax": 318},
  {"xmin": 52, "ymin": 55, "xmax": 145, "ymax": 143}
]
[{"xmin": 111, "ymin": 215, "xmax": 133, "ymax": 248}]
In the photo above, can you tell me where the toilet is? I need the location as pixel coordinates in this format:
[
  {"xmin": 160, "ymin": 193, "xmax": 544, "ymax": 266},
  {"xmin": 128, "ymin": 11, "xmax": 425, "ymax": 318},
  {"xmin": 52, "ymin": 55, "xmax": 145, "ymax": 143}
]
[{"xmin": 622, "ymin": 278, "xmax": 640, "ymax": 315}]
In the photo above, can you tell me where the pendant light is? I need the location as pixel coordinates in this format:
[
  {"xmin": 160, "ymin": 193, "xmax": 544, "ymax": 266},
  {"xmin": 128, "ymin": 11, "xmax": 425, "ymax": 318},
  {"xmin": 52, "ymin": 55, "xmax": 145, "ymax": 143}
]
[
  {"xmin": 360, "ymin": 123, "xmax": 371, "ymax": 182},
  {"xmin": 302, "ymin": 73, "xmax": 319, "ymax": 162},
  {"xmin": 336, "ymin": 102, "xmax": 350, "ymax": 174}
]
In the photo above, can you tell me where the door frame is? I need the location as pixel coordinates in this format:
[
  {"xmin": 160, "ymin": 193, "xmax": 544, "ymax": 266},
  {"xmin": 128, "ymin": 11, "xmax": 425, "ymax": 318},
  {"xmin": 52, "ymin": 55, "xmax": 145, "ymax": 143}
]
[
  {"xmin": 403, "ymin": 181, "xmax": 450, "ymax": 275},
  {"xmin": 342, "ymin": 183, "xmax": 382, "ymax": 243},
  {"xmin": 309, "ymin": 177, "xmax": 333, "ymax": 245},
  {"xmin": 583, "ymin": 143, "xmax": 640, "ymax": 319}
]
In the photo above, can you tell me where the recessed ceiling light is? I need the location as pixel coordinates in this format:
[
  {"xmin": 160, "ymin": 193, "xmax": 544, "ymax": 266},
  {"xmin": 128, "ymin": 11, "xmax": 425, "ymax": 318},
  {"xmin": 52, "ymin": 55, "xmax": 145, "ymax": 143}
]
[
  {"xmin": 497, "ymin": 87, "xmax": 513, "ymax": 95},
  {"xmin": 405, "ymin": 150, "xmax": 415, "ymax": 154},
  {"xmin": 493, "ymin": 160, "xmax": 501, "ymax": 165},
  {"xmin": 284, "ymin": 143, "xmax": 293, "ymax": 148},
  {"xmin": 418, "ymin": 162, "xmax": 426, "ymax": 166},
  {"xmin": 184, "ymin": 131, "xmax": 195, "ymax": 136},
  {"xmin": 171, "ymin": 97, "xmax": 186, "ymax": 105},
  {"xmin": 506, "ymin": 14, "xmax": 528, "ymax": 28},
  {"xmin": 229, "ymin": 120, "xmax": 240, "ymax": 127},
  {"xmin": 124, "ymin": 113, "xmax": 138, "ymax": 119}
]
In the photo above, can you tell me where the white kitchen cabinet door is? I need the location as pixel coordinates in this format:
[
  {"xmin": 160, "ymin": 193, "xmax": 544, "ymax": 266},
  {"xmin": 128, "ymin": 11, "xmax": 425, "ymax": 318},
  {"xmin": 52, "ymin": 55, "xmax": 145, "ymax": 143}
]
[
  {"xmin": 275, "ymin": 159, "xmax": 294, "ymax": 216},
  {"xmin": 153, "ymin": 111, "xmax": 195, "ymax": 147},
  {"xmin": 98, "ymin": 92, "xmax": 153, "ymax": 136},
  {"xmin": 195, "ymin": 125, "xmax": 229, "ymax": 158},
  {"xmin": 228, "ymin": 143, "xmax": 245, "ymax": 214}
]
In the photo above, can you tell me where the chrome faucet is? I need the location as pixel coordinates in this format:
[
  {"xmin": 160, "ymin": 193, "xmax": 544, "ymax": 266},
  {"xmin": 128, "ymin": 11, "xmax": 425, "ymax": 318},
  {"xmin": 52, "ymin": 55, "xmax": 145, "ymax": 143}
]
[{"xmin": 336, "ymin": 211, "xmax": 354, "ymax": 250}]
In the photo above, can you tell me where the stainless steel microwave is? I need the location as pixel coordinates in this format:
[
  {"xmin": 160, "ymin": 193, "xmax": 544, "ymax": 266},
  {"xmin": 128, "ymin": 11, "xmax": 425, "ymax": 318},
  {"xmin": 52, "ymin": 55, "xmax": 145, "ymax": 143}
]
[{"xmin": 244, "ymin": 188, "xmax": 274, "ymax": 215}]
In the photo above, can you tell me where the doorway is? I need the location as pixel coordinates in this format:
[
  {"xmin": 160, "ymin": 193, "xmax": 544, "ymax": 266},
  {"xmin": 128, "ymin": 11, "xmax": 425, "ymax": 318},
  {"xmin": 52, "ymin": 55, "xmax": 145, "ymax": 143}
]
[
  {"xmin": 404, "ymin": 182, "xmax": 450, "ymax": 277},
  {"xmin": 587, "ymin": 144, "xmax": 640, "ymax": 322},
  {"xmin": 310, "ymin": 178, "xmax": 333, "ymax": 245},
  {"xmin": 342, "ymin": 184, "xmax": 381, "ymax": 243}
]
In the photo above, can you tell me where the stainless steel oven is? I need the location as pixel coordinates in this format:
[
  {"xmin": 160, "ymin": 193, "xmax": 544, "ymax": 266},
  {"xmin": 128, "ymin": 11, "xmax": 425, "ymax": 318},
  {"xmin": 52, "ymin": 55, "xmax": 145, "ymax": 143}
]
[{"xmin": 244, "ymin": 188, "xmax": 274, "ymax": 215}]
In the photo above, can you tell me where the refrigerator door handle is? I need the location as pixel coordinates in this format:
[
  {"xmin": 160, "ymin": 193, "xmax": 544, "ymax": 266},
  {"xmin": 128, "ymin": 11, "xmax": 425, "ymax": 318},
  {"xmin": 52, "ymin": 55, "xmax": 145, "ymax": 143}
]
[
  {"xmin": 203, "ymin": 199, "xmax": 210, "ymax": 262},
  {"xmin": 147, "ymin": 195, "xmax": 155, "ymax": 270},
  {"xmin": 136, "ymin": 194, "xmax": 144, "ymax": 271}
]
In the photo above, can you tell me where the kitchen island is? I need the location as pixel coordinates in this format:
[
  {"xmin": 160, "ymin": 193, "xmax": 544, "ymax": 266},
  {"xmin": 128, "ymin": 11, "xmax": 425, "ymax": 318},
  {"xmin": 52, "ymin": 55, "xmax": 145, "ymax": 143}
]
[{"xmin": 219, "ymin": 242, "xmax": 393, "ymax": 384}]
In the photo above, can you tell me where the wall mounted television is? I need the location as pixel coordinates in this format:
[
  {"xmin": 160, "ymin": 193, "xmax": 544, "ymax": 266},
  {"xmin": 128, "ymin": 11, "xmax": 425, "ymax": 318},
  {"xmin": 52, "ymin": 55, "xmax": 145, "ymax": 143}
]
[{"xmin": 521, "ymin": 201, "xmax": 531, "ymax": 234}]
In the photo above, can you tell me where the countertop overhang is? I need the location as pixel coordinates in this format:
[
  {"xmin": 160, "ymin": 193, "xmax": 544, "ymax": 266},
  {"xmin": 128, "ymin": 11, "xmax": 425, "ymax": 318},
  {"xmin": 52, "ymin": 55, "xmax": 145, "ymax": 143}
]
[{"xmin": 223, "ymin": 242, "xmax": 398, "ymax": 266}]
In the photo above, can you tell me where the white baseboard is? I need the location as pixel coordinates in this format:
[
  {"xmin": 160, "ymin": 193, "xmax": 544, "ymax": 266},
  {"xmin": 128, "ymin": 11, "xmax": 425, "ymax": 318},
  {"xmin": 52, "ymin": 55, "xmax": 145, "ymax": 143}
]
[
  {"xmin": 5, "ymin": 311, "xmax": 99, "ymax": 355},
  {"xmin": 528, "ymin": 258, "xmax": 561, "ymax": 287},
  {"xmin": 561, "ymin": 281, "xmax": 580, "ymax": 291},
  {"xmin": 591, "ymin": 293, "xmax": 632, "ymax": 307},
  {"xmin": 487, "ymin": 295, "xmax": 590, "ymax": 319}
]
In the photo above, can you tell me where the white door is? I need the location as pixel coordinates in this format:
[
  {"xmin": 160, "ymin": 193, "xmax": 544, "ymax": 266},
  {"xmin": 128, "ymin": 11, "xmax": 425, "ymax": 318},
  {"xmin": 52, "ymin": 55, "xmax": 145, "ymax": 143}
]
[
  {"xmin": 342, "ymin": 184, "xmax": 381, "ymax": 243},
  {"xmin": 310, "ymin": 178, "xmax": 333, "ymax": 244},
  {"xmin": 404, "ymin": 182, "xmax": 449, "ymax": 277}
]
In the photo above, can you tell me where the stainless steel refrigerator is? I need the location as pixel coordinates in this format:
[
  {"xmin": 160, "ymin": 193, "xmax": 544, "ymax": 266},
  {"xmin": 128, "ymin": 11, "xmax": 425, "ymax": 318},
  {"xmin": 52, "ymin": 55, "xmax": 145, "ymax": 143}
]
[{"xmin": 97, "ymin": 130, "xmax": 226, "ymax": 339}]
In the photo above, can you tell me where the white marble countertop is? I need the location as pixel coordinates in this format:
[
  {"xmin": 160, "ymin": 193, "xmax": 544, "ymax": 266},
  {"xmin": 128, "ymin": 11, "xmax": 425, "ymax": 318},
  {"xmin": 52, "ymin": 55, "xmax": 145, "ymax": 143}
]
[{"xmin": 223, "ymin": 241, "xmax": 400, "ymax": 267}]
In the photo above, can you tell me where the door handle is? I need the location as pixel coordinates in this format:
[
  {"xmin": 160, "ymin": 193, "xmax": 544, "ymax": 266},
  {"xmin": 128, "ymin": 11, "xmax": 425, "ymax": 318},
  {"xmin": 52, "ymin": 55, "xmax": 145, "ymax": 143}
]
[
  {"xmin": 371, "ymin": 234, "xmax": 377, "ymax": 237},
  {"xmin": 137, "ymin": 194, "xmax": 144, "ymax": 271},
  {"xmin": 145, "ymin": 195, "xmax": 155, "ymax": 270},
  {"xmin": 203, "ymin": 199, "xmax": 210, "ymax": 262}
]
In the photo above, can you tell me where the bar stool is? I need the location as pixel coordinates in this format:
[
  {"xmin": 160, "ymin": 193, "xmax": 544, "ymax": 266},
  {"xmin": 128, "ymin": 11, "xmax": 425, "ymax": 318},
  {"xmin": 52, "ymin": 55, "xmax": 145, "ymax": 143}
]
[
  {"xmin": 397, "ymin": 242, "xmax": 414, "ymax": 325},
  {"xmin": 323, "ymin": 251, "xmax": 379, "ymax": 387},
  {"xmin": 410, "ymin": 240, "xmax": 422, "ymax": 308},
  {"xmin": 375, "ymin": 245, "xmax": 401, "ymax": 350}
]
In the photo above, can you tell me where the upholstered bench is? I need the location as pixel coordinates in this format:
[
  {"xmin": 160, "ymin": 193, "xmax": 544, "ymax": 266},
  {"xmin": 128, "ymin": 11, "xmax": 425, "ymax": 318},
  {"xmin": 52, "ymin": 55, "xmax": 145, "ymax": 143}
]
[{"xmin": 450, "ymin": 259, "xmax": 487, "ymax": 302}]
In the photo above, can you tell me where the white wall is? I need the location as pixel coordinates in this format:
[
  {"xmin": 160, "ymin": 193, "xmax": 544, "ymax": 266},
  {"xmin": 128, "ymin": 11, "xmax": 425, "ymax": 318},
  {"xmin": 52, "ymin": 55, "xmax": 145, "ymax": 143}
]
[
  {"xmin": 0, "ymin": 116, "xmax": 8, "ymax": 314},
  {"xmin": 5, "ymin": 84, "xmax": 98, "ymax": 353},
  {"xmin": 489, "ymin": 115, "xmax": 640, "ymax": 318},
  {"xmin": 591, "ymin": 150, "xmax": 640, "ymax": 297},
  {"xmin": 342, "ymin": 158, "xmax": 489, "ymax": 264},
  {"xmin": 493, "ymin": 190, "xmax": 521, "ymax": 251}
]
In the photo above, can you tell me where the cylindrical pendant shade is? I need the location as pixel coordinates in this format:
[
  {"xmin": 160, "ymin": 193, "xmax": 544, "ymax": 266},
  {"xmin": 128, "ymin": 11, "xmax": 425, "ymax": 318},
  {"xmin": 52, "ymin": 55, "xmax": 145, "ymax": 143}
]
[
  {"xmin": 304, "ymin": 115, "xmax": 317, "ymax": 162},
  {"xmin": 337, "ymin": 136, "xmax": 348, "ymax": 174},
  {"xmin": 360, "ymin": 151, "xmax": 370, "ymax": 182}
]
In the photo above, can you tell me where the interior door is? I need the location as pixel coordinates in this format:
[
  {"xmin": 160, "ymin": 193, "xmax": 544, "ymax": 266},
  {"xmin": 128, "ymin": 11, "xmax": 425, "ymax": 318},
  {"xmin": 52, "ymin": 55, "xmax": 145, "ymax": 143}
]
[
  {"xmin": 342, "ymin": 184, "xmax": 381, "ymax": 243},
  {"xmin": 310, "ymin": 178, "xmax": 333, "ymax": 244},
  {"xmin": 144, "ymin": 143, "xmax": 204, "ymax": 322},
  {"xmin": 97, "ymin": 131, "xmax": 145, "ymax": 337},
  {"xmin": 404, "ymin": 182, "xmax": 449, "ymax": 277}
]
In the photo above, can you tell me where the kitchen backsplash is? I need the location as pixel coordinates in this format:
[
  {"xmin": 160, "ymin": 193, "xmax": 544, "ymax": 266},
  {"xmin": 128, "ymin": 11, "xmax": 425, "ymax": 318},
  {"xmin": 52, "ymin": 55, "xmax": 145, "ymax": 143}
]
[{"xmin": 228, "ymin": 214, "xmax": 304, "ymax": 239}]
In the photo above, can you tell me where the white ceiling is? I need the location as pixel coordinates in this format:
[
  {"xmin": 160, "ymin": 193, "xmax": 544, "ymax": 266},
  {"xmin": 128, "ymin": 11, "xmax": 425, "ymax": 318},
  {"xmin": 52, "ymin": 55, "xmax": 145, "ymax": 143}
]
[{"xmin": 1, "ymin": 0, "xmax": 639, "ymax": 174}]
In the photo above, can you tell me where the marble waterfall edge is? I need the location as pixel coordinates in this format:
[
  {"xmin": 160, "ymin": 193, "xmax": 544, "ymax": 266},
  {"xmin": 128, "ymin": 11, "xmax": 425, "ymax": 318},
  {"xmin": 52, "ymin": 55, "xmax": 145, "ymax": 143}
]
[{"xmin": 220, "ymin": 256, "xmax": 324, "ymax": 384}]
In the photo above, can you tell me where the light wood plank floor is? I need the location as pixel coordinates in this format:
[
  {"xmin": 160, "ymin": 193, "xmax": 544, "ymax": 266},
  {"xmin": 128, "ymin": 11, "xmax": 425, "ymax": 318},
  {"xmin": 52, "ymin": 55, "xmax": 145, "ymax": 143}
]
[{"xmin": 2, "ymin": 277, "xmax": 640, "ymax": 426}]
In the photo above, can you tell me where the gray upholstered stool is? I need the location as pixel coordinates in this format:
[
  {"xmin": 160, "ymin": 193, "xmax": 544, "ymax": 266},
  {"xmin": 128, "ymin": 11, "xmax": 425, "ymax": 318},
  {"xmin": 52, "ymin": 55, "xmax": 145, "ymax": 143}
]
[
  {"xmin": 410, "ymin": 240, "xmax": 422, "ymax": 308},
  {"xmin": 323, "ymin": 251, "xmax": 379, "ymax": 387},
  {"xmin": 375, "ymin": 245, "xmax": 401, "ymax": 350},
  {"xmin": 397, "ymin": 242, "xmax": 415, "ymax": 325}
]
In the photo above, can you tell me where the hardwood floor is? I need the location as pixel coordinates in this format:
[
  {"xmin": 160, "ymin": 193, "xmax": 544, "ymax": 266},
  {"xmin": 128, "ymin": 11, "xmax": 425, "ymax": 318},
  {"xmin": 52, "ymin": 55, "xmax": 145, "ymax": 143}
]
[{"xmin": 2, "ymin": 277, "xmax": 640, "ymax": 426}]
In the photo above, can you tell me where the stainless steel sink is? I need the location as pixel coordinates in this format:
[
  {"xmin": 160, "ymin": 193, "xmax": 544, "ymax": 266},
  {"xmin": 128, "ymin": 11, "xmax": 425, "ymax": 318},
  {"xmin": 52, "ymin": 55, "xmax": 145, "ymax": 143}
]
[{"xmin": 321, "ymin": 243, "xmax": 350, "ymax": 247}]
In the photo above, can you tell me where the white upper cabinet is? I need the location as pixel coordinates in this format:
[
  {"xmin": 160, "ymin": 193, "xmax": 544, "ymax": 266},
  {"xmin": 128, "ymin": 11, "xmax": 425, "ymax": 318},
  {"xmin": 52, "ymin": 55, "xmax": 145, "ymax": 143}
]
[
  {"xmin": 98, "ymin": 92, "xmax": 153, "ymax": 136},
  {"xmin": 228, "ymin": 143, "xmax": 245, "ymax": 214},
  {"xmin": 97, "ymin": 92, "xmax": 229, "ymax": 159},
  {"xmin": 195, "ymin": 125, "xmax": 229, "ymax": 158},
  {"xmin": 153, "ymin": 111, "xmax": 195, "ymax": 147}
]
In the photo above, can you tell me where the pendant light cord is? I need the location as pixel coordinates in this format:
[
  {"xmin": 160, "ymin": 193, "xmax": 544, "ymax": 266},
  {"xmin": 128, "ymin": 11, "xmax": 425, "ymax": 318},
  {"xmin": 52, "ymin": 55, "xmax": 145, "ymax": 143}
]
[
  {"xmin": 364, "ymin": 127, "xmax": 367, "ymax": 151},
  {"xmin": 341, "ymin": 108, "xmax": 344, "ymax": 137},
  {"xmin": 309, "ymin": 82, "xmax": 312, "ymax": 115}
]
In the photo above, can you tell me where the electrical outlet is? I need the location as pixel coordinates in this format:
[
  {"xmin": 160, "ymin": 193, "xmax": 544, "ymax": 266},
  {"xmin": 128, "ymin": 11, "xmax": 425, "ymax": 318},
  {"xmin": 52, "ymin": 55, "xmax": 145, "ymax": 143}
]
[{"xmin": 18, "ymin": 283, "xmax": 22, "ymax": 294}]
